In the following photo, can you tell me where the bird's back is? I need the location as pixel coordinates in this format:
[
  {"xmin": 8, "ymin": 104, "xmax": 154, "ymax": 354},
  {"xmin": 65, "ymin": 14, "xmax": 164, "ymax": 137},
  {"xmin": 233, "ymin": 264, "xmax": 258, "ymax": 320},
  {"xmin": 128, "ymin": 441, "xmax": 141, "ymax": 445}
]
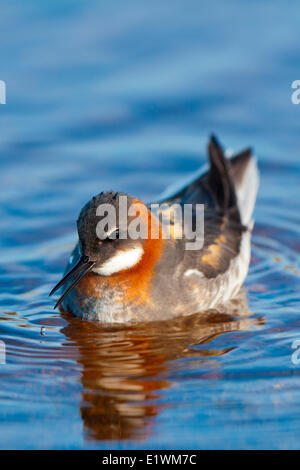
[{"xmin": 150, "ymin": 136, "xmax": 259, "ymax": 313}]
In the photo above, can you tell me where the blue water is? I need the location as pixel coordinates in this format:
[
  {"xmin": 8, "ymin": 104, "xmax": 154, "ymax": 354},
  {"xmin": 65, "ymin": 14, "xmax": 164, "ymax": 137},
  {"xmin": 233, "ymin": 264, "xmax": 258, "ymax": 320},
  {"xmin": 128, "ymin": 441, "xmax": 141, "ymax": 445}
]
[{"xmin": 1, "ymin": 0, "xmax": 300, "ymax": 449}]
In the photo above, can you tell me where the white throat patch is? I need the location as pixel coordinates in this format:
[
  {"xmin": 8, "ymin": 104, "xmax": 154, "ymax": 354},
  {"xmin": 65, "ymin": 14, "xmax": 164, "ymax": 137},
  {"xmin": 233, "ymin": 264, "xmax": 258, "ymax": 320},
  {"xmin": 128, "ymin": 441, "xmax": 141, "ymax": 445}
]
[{"xmin": 93, "ymin": 246, "xmax": 144, "ymax": 276}]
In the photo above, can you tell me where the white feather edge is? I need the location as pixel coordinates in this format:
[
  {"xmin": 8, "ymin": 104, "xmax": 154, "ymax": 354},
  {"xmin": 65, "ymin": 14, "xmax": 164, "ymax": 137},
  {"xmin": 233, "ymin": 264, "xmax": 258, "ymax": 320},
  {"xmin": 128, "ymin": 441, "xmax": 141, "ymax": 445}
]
[{"xmin": 234, "ymin": 155, "xmax": 259, "ymax": 226}]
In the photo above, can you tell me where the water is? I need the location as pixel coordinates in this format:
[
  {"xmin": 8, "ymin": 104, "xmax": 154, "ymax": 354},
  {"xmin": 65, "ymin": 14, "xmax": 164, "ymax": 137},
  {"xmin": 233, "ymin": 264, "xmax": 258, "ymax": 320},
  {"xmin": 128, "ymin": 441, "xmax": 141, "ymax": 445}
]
[{"xmin": 1, "ymin": 0, "xmax": 300, "ymax": 449}]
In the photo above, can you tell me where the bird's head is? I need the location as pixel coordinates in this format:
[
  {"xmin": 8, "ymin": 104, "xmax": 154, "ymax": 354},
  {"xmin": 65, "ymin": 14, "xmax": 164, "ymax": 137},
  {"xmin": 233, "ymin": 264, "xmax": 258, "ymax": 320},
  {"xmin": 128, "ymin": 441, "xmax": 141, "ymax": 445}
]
[{"xmin": 50, "ymin": 191, "xmax": 159, "ymax": 308}]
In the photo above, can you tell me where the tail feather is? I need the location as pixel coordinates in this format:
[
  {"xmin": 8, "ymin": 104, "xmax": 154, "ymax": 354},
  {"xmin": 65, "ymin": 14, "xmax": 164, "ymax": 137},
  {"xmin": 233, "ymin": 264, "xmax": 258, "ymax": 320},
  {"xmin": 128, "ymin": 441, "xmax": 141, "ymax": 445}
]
[
  {"xmin": 208, "ymin": 135, "xmax": 259, "ymax": 226},
  {"xmin": 229, "ymin": 150, "xmax": 259, "ymax": 226},
  {"xmin": 157, "ymin": 135, "xmax": 259, "ymax": 228},
  {"xmin": 207, "ymin": 135, "xmax": 238, "ymax": 212}
]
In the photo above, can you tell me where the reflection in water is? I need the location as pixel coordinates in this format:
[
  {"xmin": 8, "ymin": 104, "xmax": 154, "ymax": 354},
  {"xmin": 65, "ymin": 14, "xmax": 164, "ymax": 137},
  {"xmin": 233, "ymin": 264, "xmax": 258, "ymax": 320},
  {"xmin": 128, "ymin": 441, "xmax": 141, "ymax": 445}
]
[{"xmin": 61, "ymin": 292, "xmax": 263, "ymax": 442}]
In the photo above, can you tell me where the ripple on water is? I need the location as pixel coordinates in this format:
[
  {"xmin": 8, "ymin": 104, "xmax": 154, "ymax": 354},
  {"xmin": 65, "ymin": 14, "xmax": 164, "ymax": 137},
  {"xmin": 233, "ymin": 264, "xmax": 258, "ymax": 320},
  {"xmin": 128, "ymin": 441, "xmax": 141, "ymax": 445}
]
[{"xmin": 1, "ymin": 162, "xmax": 300, "ymax": 448}]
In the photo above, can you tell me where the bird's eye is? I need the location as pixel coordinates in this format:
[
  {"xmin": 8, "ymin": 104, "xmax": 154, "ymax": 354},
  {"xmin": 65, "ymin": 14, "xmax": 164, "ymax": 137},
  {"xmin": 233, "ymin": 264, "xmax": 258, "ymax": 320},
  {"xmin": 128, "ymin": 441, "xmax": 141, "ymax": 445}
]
[{"xmin": 97, "ymin": 229, "xmax": 120, "ymax": 243}]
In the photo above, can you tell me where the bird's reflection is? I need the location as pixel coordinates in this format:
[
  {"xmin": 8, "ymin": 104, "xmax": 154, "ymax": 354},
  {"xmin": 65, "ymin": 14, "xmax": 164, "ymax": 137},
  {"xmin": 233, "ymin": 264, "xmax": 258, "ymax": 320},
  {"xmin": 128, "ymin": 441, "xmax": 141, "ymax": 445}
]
[{"xmin": 61, "ymin": 292, "xmax": 263, "ymax": 442}]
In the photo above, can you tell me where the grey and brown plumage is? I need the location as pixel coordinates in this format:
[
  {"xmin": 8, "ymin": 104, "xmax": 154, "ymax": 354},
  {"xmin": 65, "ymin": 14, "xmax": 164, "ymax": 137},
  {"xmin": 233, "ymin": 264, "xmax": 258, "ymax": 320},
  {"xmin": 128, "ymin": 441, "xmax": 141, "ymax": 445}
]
[{"xmin": 49, "ymin": 135, "xmax": 259, "ymax": 323}]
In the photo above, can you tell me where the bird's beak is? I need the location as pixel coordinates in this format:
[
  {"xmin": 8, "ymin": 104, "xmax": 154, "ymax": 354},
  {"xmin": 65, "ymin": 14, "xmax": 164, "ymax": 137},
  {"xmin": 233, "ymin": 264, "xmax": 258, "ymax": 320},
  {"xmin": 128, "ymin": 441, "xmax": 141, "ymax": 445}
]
[{"xmin": 49, "ymin": 255, "xmax": 95, "ymax": 309}]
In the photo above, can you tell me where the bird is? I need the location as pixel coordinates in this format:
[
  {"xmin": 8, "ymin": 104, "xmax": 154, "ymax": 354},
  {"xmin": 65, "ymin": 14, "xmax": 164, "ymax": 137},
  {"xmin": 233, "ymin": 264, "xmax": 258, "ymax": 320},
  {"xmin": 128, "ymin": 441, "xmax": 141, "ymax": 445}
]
[{"xmin": 49, "ymin": 135, "xmax": 259, "ymax": 323}]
